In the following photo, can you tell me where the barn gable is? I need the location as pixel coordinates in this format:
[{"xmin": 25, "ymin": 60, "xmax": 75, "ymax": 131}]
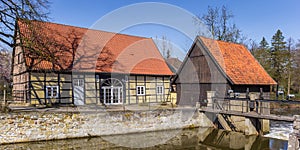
[{"xmin": 174, "ymin": 36, "xmax": 277, "ymax": 105}]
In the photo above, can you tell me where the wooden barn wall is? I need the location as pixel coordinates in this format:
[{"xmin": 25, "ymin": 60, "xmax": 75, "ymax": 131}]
[
  {"xmin": 176, "ymin": 83, "xmax": 206, "ymax": 105},
  {"xmin": 176, "ymin": 83, "xmax": 228, "ymax": 105},
  {"xmin": 175, "ymin": 41, "xmax": 228, "ymax": 105},
  {"xmin": 176, "ymin": 42, "xmax": 226, "ymax": 84}
]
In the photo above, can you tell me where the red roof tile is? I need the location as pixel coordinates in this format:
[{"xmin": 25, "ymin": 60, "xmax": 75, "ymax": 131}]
[
  {"xmin": 17, "ymin": 19, "xmax": 173, "ymax": 76},
  {"xmin": 199, "ymin": 36, "xmax": 277, "ymax": 85}
]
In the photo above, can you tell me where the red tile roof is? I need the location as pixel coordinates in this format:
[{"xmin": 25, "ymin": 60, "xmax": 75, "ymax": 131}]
[
  {"xmin": 199, "ymin": 36, "xmax": 277, "ymax": 85},
  {"xmin": 17, "ymin": 19, "xmax": 173, "ymax": 76}
]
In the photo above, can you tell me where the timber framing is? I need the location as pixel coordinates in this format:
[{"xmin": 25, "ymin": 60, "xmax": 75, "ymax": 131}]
[{"xmin": 12, "ymin": 19, "xmax": 174, "ymax": 106}]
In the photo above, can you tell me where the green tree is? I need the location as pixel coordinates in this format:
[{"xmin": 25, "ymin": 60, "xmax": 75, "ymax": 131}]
[
  {"xmin": 270, "ymin": 30, "xmax": 288, "ymax": 96},
  {"xmin": 253, "ymin": 37, "xmax": 272, "ymax": 74}
]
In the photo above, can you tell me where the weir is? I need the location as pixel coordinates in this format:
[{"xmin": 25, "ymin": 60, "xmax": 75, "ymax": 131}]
[{"xmin": 198, "ymin": 96, "xmax": 300, "ymax": 148}]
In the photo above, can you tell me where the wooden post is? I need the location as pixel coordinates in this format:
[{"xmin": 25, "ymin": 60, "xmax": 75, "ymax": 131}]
[
  {"xmin": 228, "ymin": 100, "xmax": 232, "ymax": 111},
  {"xmin": 246, "ymin": 99, "xmax": 249, "ymax": 112},
  {"xmin": 207, "ymin": 91, "xmax": 215, "ymax": 108},
  {"xmin": 241, "ymin": 101, "xmax": 243, "ymax": 113},
  {"xmin": 3, "ymin": 85, "xmax": 6, "ymax": 105},
  {"xmin": 288, "ymin": 115, "xmax": 300, "ymax": 149}
]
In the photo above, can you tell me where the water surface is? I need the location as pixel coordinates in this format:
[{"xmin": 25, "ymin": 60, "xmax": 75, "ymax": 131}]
[{"xmin": 0, "ymin": 128, "xmax": 288, "ymax": 150}]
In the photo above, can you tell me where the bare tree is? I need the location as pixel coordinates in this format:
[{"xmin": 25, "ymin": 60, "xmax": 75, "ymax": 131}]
[
  {"xmin": 155, "ymin": 35, "xmax": 172, "ymax": 59},
  {"xmin": 218, "ymin": 6, "xmax": 233, "ymax": 41},
  {"xmin": 247, "ymin": 39, "xmax": 259, "ymax": 53},
  {"xmin": 0, "ymin": 0, "xmax": 50, "ymax": 47},
  {"xmin": 286, "ymin": 37, "xmax": 294, "ymax": 95},
  {"xmin": 292, "ymin": 40, "xmax": 300, "ymax": 93},
  {"xmin": 0, "ymin": 46, "xmax": 11, "ymax": 81},
  {"xmin": 196, "ymin": 5, "xmax": 245, "ymax": 43},
  {"xmin": 200, "ymin": 6, "xmax": 219, "ymax": 39}
]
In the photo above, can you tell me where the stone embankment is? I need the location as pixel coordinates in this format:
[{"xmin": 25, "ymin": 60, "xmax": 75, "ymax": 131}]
[{"xmin": 0, "ymin": 108, "xmax": 213, "ymax": 144}]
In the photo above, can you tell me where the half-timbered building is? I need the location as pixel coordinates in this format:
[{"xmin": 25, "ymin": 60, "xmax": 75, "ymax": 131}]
[{"xmin": 12, "ymin": 19, "xmax": 173, "ymax": 105}]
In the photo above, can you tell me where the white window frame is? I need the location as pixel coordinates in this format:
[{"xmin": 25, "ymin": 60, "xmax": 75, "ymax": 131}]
[
  {"xmin": 136, "ymin": 86, "xmax": 145, "ymax": 96},
  {"xmin": 73, "ymin": 79, "xmax": 84, "ymax": 87},
  {"xmin": 156, "ymin": 86, "xmax": 164, "ymax": 95},
  {"xmin": 46, "ymin": 86, "xmax": 59, "ymax": 98}
]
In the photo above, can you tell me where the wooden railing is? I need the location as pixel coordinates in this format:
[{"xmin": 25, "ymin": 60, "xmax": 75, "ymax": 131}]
[{"xmin": 199, "ymin": 97, "xmax": 300, "ymax": 122}]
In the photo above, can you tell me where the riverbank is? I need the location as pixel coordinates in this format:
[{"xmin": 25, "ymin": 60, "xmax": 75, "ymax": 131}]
[
  {"xmin": 270, "ymin": 102, "xmax": 300, "ymax": 116},
  {"xmin": 0, "ymin": 105, "xmax": 214, "ymax": 145}
]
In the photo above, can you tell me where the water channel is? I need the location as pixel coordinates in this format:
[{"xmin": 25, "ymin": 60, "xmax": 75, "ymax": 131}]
[
  {"xmin": 1, "ymin": 107, "xmax": 298, "ymax": 150},
  {"xmin": 0, "ymin": 126, "xmax": 289, "ymax": 150}
]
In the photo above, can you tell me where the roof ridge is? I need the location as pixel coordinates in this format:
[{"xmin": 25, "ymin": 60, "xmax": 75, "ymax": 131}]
[
  {"xmin": 198, "ymin": 36, "xmax": 245, "ymax": 47},
  {"xmin": 19, "ymin": 19, "xmax": 151, "ymax": 40}
]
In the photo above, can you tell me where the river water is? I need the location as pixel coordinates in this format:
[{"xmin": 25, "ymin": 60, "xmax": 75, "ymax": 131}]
[
  {"xmin": 0, "ymin": 126, "xmax": 289, "ymax": 150},
  {"xmin": 265, "ymin": 120, "xmax": 293, "ymax": 141},
  {"xmin": 1, "ymin": 107, "xmax": 295, "ymax": 150}
]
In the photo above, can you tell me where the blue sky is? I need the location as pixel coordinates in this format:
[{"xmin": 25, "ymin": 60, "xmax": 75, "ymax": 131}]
[{"xmin": 50, "ymin": 0, "xmax": 300, "ymax": 58}]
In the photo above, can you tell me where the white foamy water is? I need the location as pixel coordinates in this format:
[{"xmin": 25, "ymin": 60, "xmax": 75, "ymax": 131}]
[{"xmin": 264, "ymin": 121, "xmax": 293, "ymax": 141}]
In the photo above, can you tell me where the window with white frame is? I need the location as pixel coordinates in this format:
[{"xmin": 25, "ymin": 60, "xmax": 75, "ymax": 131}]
[
  {"xmin": 136, "ymin": 86, "xmax": 145, "ymax": 95},
  {"xmin": 73, "ymin": 79, "xmax": 84, "ymax": 87},
  {"xmin": 46, "ymin": 86, "xmax": 59, "ymax": 98},
  {"xmin": 156, "ymin": 86, "xmax": 164, "ymax": 95}
]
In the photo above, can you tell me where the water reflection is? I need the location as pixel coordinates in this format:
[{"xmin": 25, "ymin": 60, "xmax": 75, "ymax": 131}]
[{"xmin": 0, "ymin": 128, "xmax": 287, "ymax": 150}]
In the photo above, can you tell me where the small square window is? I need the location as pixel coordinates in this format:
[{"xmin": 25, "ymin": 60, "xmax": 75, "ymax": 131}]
[
  {"xmin": 46, "ymin": 86, "xmax": 59, "ymax": 98},
  {"xmin": 46, "ymin": 87, "xmax": 52, "ymax": 97},
  {"xmin": 52, "ymin": 87, "xmax": 58, "ymax": 97},
  {"xmin": 73, "ymin": 79, "xmax": 84, "ymax": 87},
  {"xmin": 156, "ymin": 86, "xmax": 164, "ymax": 95},
  {"xmin": 136, "ymin": 86, "xmax": 145, "ymax": 95}
]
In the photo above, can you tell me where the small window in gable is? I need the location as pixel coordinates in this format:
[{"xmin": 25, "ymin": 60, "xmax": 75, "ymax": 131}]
[
  {"xmin": 136, "ymin": 86, "xmax": 145, "ymax": 95},
  {"xmin": 17, "ymin": 53, "xmax": 22, "ymax": 64},
  {"xmin": 46, "ymin": 86, "xmax": 59, "ymax": 98}
]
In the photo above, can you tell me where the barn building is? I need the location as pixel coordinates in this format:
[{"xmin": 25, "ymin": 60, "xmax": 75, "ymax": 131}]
[
  {"xmin": 174, "ymin": 36, "xmax": 277, "ymax": 105},
  {"xmin": 12, "ymin": 19, "xmax": 173, "ymax": 105}
]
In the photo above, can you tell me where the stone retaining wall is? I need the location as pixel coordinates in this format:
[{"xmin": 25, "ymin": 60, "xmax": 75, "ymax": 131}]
[{"xmin": 0, "ymin": 109, "xmax": 213, "ymax": 144}]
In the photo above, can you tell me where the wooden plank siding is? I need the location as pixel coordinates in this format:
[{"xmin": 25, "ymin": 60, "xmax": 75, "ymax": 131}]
[
  {"xmin": 175, "ymin": 38, "xmax": 274, "ymax": 106},
  {"xmin": 175, "ymin": 41, "xmax": 228, "ymax": 105}
]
